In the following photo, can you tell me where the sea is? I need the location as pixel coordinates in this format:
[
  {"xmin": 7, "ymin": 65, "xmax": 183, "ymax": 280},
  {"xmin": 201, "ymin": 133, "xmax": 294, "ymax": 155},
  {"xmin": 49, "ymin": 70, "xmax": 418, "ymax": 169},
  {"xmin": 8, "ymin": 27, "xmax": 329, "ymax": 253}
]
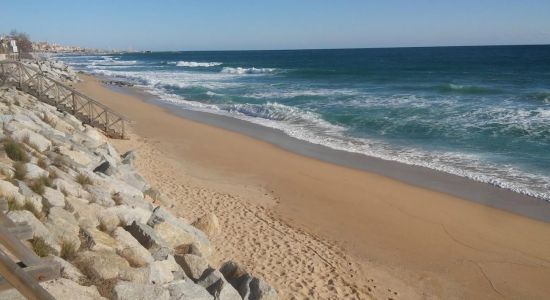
[{"xmin": 55, "ymin": 45, "xmax": 550, "ymax": 201}]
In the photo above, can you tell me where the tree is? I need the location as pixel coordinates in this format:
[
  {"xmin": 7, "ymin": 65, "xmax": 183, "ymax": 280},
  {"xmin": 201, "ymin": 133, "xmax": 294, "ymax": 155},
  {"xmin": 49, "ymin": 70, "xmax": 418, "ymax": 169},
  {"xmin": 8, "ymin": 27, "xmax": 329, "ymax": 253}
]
[{"xmin": 9, "ymin": 30, "xmax": 33, "ymax": 58}]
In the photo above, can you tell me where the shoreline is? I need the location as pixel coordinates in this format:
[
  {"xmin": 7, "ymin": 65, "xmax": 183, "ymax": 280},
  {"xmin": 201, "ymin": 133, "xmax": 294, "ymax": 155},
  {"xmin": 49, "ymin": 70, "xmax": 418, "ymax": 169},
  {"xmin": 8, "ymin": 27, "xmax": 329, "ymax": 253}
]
[
  {"xmin": 77, "ymin": 73, "xmax": 550, "ymax": 299},
  {"xmin": 108, "ymin": 83, "xmax": 550, "ymax": 223}
]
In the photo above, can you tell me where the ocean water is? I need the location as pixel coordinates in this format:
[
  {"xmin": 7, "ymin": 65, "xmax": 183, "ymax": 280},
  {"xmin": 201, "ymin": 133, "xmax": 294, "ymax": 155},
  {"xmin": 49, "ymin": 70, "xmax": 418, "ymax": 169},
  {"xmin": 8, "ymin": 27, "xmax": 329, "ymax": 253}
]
[{"xmin": 56, "ymin": 46, "xmax": 550, "ymax": 201}]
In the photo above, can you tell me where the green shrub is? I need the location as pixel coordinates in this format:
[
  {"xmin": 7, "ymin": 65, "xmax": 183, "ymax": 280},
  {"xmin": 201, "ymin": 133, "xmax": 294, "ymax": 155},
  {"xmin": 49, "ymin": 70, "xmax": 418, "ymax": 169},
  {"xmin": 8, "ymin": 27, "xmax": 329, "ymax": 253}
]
[
  {"xmin": 24, "ymin": 200, "xmax": 43, "ymax": 220},
  {"xmin": 76, "ymin": 174, "xmax": 93, "ymax": 186},
  {"xmin": 29, "ymin": 179, "xmax": 45, "ymax": 195},
  {"xmin": 37, "ymin": 158, "xmax": 48, "ymax": 169},
  {"xmin": 13, "ymin": 161, "xmax": 27, "ymax": 180},
  {"xmin": 4, "ymin": 139, "xmax": 29, "ymax": 162},
  {"xmin": 31, "ymin": 236, "xmax": 50, "ymax": 257},
  {"xmin": 60, "ymin": 240, "xmax": 77, "ymax": 260}
]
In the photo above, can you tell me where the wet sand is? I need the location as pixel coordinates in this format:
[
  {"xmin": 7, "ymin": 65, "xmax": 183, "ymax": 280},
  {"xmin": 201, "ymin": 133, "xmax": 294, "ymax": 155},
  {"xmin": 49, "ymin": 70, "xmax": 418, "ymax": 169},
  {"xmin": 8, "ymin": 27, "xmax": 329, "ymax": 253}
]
[{"xmin": 76, "ymin": 74, "xmax": 550, "ymax": 299}]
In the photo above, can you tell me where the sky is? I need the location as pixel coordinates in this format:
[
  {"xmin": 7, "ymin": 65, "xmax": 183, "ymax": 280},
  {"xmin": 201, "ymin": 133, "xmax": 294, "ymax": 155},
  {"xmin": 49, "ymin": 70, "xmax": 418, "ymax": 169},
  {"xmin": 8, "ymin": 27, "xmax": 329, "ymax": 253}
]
[{"xmin": 2, "ymin": 0, "xmax": 550, "ymax": 51}]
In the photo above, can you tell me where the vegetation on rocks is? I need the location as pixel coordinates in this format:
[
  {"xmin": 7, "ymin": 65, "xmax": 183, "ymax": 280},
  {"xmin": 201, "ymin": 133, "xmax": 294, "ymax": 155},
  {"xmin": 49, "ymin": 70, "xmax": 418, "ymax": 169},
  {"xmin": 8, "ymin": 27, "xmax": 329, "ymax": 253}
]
[
  {"xmin": 13, "ymin": 161, "xmax": 27, "ymax": 180},
  {"xmin": 3, "ymin": 138, "xmax": 29, "ymax": 162},
  {"xmin": 76, "ymin": 173, "xmax": 93, "ymax": 186},
  {"xmin": 31, "ymin": 236, "xmax": 51, "ymax": 257}
]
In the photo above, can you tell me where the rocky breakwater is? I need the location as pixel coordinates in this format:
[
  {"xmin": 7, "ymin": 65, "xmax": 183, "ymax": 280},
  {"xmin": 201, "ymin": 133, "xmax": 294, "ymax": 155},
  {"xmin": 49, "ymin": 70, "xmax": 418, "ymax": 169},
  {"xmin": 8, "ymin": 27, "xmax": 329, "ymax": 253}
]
[
  {"xmin": 0, "ymin": 72, "xmax": 277, "ymax": 298},
  {"xmin": 23, "ymin": 59, "xmax": 79, "ymax": 83}
]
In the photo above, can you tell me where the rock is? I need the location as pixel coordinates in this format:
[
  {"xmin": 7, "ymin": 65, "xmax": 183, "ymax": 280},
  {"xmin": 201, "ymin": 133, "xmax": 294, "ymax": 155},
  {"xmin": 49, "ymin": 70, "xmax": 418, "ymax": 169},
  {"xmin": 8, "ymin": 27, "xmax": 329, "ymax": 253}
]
[
  {"xmin": 7, "ymin": 210, "xmax": 60, "ymax": 254},
  {"xmin": 113, "ymin": 227, "xmax": 153, "ymax": 267},
  {"xmin": 165, "ymin": 279, "xmax": 214, "ymax": 300},
  {"xmin": 93, "ymin": 161, "xmax": 111, "ymax": 174},
  {"xmin": 116, "ymin": 165, "xmax": 150, "ymax": 192},
  {"xmin": 147, "ymin": 206, "xmax": 165, "ymax": 227},
  {"xmin": 176, "ymin": 254, "xmax": 210, "ymax": 281},
  {"xmin": 53, "ymin": 178, "xmax": 83, "ymax": 197},
  {"xmin": 106, "ymin": 205, "xmax": 152, "ymax": 226},
  {"xmin": 65, "ymin": 196, "xmax": 102, "ymax": 229},
  {"xmin": 83, "ymin": 126, "xmax": 106, "ymax": 145},
  {"xmin": 86, "ymin": 185, "xmax": 115, "ymax": 207},
  {"xmin": 42, "ymin": 278, "xmax": 103, "ymax": 300},
  {"xmin": 74, "ymin": 250, "xmax": 130, "ymax": 281},
  {"xmin": 219, "ymin": 261, "xmax": 249, "ymax": 289},
  {"xmin": 80, "ymin": 227, "xmax": 119, "ymax": 252},
  {"xmin": 24, "ymin": 163, "xmax": 48, "ymax": 179},
  {"xmin": 124, "ymin": 221, "xmax": 169, "ymax": 250},
  {"xmin": 42, "ymin": 186, "xmax": 65, "ymax": 208},
  {"xmin": 209, "ymin": 279, "xmax": 243, "ymax": 300},
  {"xmin": 192, "ymin": 213, "xmax": 221, "ymax": 237},
  {"xmin": 12, "ymin": 128, "xmax": 51, "ymax": 152},
  {"xmin": 247, "ymin": 277, "xmax": 278, "ymax": 300},
  {"xmin": 16, "ymin": 180, "xmax": 43, "ymax": 212},
  {"xmin": 58, "ymin": 145, "xmax": 93, "ymax": 167},
  {"xmin": 45, "ymin": 207, "xmax": 81, "ymax": 250},
  {"xmin": 154, "ymin": 213, "xmax": 212, "ymax": 256},
  {"xmin": 45, "ymin": 256, "xmax": 86, "ymax": 283},
  {"xmin": 121, "ymin": 150, "xmax": 136, "ymax": 166},
  {"xmin": 0, "ymin": 180, "xmax": 25, "ymax": 205},
  {"xmin": 111, "ymin": 282, "xmax": 169, "ymax": 300},
  {"xmin": 138, "ymin": 258, "xmax": 180, "ymax": 285},
  {"xmin": 97, "ymin": 209, "xmax": 120, "ymax": 233}
]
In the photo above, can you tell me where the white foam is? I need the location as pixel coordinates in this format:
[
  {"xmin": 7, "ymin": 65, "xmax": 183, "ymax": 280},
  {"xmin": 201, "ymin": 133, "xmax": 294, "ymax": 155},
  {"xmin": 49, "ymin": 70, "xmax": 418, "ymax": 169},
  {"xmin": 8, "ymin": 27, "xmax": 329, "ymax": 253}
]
[
  {"xmin": 221, "ymin": 67, "xmax": 277, "ymax": 75},
  {"xmin": 173, "ymin": 61, "xmax": 222, "ymax": 67}
]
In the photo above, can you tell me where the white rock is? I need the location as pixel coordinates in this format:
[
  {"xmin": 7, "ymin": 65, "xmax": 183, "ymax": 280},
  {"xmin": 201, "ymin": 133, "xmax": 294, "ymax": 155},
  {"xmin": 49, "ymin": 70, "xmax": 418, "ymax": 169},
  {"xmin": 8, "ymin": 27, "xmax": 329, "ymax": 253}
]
[
  {"xmin": 176, "ymin": 254, "xmax": 210, "ymax": 280},
  {"xmin": 42, "ymin": 186, "xmax": 65, "ymax": 208},
  {"xmin": 111, "ymin": 282, "xmax": 169, "ymax": 300},
  {"xmin": 0, "ymin": 180, "xmax": 25, "ymax": 204},
  {"xmin": 80, "ymin": 227, "xmax": 119, "ymax": 252},
  {"xmin": 7, "ymin": 210, "xmax": 60, "ymax": 254},
  {"xmin": 165, "ymin": 280, "xmax": 214, "ymax": 300},
  {"xmin": 192, "ymin": 213, "xmax": 221, "ymax": 237},
  {"xmin": 106, "ymin": 205, "xmax": 152, "ymax": 226},
  {"xmin": 24, "ymin": 163, "xmax": 48, "ymax": 179},
  {"xmin": 74, "ymin": 250, "xmax": 129, "ymax": 281},
  {"xmin": 12, "ymin": 128, "xmax": 52, "ymax": 152},
  {"xmin": 42, "ymin": 278, "xmax": 103, "ymax": 300},
  {"xmin": 113, "ymin": 227, "xmax": 154, "ymax": 267},
  {"xmin": 45, "ymin": 256, "xmax": 86, "ymax": 282},
  {"xmin": 45, "ymin": 207, "xmax": 81, "ymax": 250}
]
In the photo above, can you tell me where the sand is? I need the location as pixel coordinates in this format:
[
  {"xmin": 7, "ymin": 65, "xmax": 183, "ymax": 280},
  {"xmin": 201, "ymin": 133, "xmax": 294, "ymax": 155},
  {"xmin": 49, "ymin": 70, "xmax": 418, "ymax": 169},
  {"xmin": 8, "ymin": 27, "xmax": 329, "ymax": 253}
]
[{"xmin": 75, "ymin": 74, "xmax": 550, "ymax": 299}]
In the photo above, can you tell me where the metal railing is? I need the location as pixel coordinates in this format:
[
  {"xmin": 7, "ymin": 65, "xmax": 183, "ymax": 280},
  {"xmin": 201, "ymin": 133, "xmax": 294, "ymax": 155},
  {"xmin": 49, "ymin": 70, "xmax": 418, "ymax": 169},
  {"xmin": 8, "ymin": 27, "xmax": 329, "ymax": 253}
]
[{"xmin": 0, "ymin": 60, "xmax": 126, "ymax": 139}]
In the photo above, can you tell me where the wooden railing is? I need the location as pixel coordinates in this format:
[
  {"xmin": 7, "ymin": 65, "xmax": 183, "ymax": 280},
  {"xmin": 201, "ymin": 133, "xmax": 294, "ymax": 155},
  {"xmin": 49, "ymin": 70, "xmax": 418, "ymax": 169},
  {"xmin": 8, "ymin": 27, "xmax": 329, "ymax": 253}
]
[
  {"xmin": 0, "ymin": 61, "xmax": 127, "ymax": 139},
  {"xmin": 0, "ymin": 198, "xmax": 59, "ymax": 299}
]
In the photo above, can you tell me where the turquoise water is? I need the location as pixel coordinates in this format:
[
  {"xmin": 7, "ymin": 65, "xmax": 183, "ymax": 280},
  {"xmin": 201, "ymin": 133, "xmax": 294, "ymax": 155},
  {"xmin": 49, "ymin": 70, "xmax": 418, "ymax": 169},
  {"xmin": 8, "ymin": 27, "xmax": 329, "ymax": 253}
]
[{"xmin": 57, "ymin": 46, "xmax": 550, "ymax": 200}]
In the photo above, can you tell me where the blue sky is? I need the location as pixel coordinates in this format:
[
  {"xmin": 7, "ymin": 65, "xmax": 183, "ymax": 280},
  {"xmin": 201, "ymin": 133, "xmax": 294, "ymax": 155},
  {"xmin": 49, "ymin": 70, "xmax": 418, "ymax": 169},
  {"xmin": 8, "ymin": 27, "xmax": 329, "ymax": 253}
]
[{"xmin": 2, "ymin": 0, "xmax": 549, "ymax": 51}]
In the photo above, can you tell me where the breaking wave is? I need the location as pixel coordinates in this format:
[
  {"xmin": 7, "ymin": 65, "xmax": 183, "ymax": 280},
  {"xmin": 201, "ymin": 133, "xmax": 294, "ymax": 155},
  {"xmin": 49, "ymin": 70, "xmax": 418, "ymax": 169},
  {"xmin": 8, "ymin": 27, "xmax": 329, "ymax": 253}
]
[
  {"xmin": 221, "ymin": 67, "xmax": 277, "ymax": 75},
  {"xmin": 172, "ymin": 61, "xmax": 223, "ymax": 67}
]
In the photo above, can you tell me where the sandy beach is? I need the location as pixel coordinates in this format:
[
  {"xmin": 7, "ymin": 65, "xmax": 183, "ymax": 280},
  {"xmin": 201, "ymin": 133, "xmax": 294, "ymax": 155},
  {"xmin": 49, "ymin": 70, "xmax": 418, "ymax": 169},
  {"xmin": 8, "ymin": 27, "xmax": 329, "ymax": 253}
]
[{"xmin": 74, "ymin": 74, "xmax": 550, "ymax": 299}]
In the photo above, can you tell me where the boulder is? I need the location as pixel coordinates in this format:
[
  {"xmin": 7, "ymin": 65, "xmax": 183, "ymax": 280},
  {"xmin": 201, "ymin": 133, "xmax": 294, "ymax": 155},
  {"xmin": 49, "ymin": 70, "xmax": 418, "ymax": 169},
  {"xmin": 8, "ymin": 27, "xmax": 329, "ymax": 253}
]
[
  {"xmin": 165, "ymin": 280, "xmax": 214, "ymax": 300},
  {"xmin": 121, "ymin": 150, "xmax": 136, "ymax": 166},
  {"xmin": 86, "ymin": 185, "xmax": 115, "ymax": 207},
  {"xmin": 42, "ymin": 278, "xmax": 103, "ymax": 300},
  {"xmin": 74, "ymin": 250, "xmax": 130, "ymax": 281},
  {"xmin": 123, "ymin": 221, "xmax": 169, "ymax": 250},
  {"xmin": 0, "ymin": 180, "xmax": 25, "ymax": 205},
  {"xmin": 219, "ymin": 261, "xmax": 249, "ymax": 289},
  {"xmin": 7, "ymin": 210, "xmax": 60, "ymax": 254},
  {"xmin": 45, "ymin": 256, "xmax": 86, "ymax": 283},
  {"xmin": 97, "ymin": 209, "xmax": 120, "ymax": 233},
  {"xmin": 106, "ymin": 205, "xmax": 152, "ymax": 226},
  {"xmin": 16, "ymin": 181, "xmax": 43, "ymax": 212},
  {"xmin": 24, "ymin": 163, "xmax": 48, "ymax": 179},
  {"xmin": 112, "ymin": 227, "xmax": 153, "ymax": 267},
  {"xmin": 154, "ymin": 212, "xmax": 212, "ymax": 256},
  {"xmin": 192, "ymin": 213, "xmax": 221, "ymax": 237},
  {"xmin": 58, "ymin": 145, "xmax": 93, "ymax": 167},
  {"xmin": 209, "ymin": 279, "xmax": 243, "ymax": 300},
  {"xmin": 111, "ymin": 282, "xmax": 169, "ymax": 300},
  {"xmin": 247, "ymin": 277, "xmax": 278, "ymax": 300},
  {"xmin": 65, "ymin": 196, "xmax": 101, "ymax": 229},
  {"xmin": 176, "ymin": 254, "xmax": 210, "ymax": 281},
  {"xmin": 42, "ymin": 186, "xmax": 65, "ymax": 208},
  {"xmin": 80, "ymin": 227, "xmax": 119, "ymax": 252},
  {"xmin": 12, "ymin": 128, "xmax": 51, "ymax": 152},
  {"xmin": 45, "ymin": 207, "xmax": 81, "ymax": 250}
]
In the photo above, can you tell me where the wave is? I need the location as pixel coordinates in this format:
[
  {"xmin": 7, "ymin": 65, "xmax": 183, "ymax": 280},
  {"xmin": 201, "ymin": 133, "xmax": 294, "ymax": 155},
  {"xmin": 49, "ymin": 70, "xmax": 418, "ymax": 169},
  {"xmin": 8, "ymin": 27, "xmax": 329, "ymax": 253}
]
[
  {"xmin": 171, "ymin": 61, "xmax": 223, "ymax": 67},
  {"xmin": 437, "ymin": 83, "xmax": 501, "ymax": 95},
  {"xmin": 221, "ymin": 67, "xmax": 277, "ymax": 75},
  {"xmin": 245, "ymin": 89, "xmax": 358, "ymax": 99}
]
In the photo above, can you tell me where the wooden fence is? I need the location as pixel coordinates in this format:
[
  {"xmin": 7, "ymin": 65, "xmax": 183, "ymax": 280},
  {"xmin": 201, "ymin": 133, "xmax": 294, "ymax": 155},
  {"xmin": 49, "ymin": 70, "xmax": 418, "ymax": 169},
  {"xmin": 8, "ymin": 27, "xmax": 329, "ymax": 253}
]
[{"xmin": 0, "ymin": 60, "xmax": 127, "ymax": 139}]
